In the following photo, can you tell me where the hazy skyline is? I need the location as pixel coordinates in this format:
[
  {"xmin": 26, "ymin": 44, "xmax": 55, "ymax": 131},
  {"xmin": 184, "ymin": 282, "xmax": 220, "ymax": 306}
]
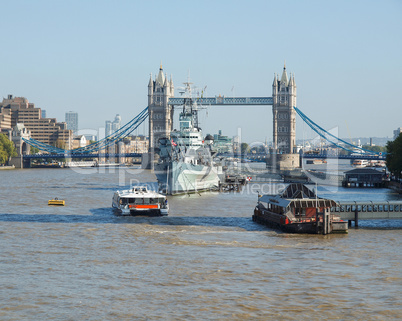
[{"xmin": 1, "ymin": 0, "xmax": 401, "ymax": 144}]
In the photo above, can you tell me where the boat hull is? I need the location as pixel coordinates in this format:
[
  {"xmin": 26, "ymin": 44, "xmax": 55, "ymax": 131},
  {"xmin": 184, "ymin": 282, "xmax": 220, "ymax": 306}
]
[
  {"xmin": 252, "ymin": 208, "xmax": 348, "ymax": 234},
  {"xmin": 155, "ymin": 160, "xmax": 220, "ymax": 195},
  {"xmin": 112, "ymin": 205, "xmax": 168, "ymax": 217}
]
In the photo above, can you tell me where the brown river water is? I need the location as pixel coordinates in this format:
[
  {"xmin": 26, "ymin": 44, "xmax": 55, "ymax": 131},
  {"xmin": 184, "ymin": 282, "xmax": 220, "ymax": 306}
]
[{"xmin": 0, "ymin": 167, "xmax": 401, "ymax": 320}]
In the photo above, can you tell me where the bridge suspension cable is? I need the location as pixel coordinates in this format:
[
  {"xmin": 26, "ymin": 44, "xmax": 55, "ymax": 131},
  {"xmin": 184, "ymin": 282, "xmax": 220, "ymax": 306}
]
[
  {"xmin": 294, "ymin": 106, "xmax": 385, "ymax": 156},
  {"xmin": 23, "ymin": 106, "xmax": 149, "ymax": 154}
]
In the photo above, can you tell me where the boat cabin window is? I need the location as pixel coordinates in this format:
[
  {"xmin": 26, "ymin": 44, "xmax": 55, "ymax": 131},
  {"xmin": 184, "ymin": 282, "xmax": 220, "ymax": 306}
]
[
  {"xmin": 133, "ymin": 187, "xmax": 148, "ymax": 193},
  {"xmin": 181, "ymin": 121, "xmax": 191, "ymax": 129}
]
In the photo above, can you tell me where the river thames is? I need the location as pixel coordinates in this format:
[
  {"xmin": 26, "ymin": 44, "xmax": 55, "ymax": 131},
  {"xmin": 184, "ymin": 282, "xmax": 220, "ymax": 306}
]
[{"xmin": 0, "ymin": 167, "xmax": 401, "ymax": 320}]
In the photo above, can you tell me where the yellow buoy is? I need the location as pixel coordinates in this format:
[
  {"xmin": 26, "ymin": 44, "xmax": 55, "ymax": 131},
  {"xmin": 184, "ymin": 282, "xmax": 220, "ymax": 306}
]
[{"xmin": 48, "ymin": 198, "xmax": 65, "ymax": 206}]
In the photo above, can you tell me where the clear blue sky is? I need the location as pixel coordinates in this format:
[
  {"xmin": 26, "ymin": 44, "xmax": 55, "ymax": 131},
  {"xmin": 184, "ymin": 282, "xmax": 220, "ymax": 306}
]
[{"xmin": 1, "ymin": 0, "xmax": 401, "ymax": 144}]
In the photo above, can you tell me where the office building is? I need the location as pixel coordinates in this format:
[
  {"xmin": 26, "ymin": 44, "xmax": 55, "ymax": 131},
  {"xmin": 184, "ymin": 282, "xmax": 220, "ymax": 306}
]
[
  {"xmin": 394, "ymin": 127, "xmax": 402, "ymax": 140},
  {"xmin": 105, "ymin": 114, "xmax": 122, "ymax": 136},
  {"xmin": 0, "ymin": 95, "xmax": 72, "ymax": 146},
  {"xmin": 65, "ymin": 111, "xmax": 78, "ymax": 134}
]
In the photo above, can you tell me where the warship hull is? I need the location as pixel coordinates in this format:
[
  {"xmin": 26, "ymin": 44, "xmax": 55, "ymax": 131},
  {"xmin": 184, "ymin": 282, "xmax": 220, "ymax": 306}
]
[{"xmin": 155, "ymin": 161, "xmax": 220, "ymax": 195}]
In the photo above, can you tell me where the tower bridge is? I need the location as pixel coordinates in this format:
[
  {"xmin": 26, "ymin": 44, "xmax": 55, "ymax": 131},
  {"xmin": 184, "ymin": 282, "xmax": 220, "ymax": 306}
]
[
  {"xmin": 147, "ymin": 63, "xmax": 298, "ymax": 170},
  {"xmin": 17, "ymin": 63, "xmax": 384, "ymax": 169},
  {"xmin": 148, "ymin": 63, "xmax": 294, "ymax": 156}
]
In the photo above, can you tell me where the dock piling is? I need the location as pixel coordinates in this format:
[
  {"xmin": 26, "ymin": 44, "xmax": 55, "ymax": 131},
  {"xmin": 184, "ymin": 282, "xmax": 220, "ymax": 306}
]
[{"xmin": 354, "ymin": 208, "xmax": 359, "ymax": 228}]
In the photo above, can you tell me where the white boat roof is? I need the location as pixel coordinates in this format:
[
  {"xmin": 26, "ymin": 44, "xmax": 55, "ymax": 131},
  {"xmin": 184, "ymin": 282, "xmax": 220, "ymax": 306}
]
[{"xmin": 116, "ymin": 186, "xmax": 166, "ymax": 198}]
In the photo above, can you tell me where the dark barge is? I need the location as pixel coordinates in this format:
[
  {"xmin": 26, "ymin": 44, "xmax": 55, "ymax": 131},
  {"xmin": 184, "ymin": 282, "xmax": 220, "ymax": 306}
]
[{"xmin": 252, "ymin": 183, "xmax": 348, "ymax": 234}]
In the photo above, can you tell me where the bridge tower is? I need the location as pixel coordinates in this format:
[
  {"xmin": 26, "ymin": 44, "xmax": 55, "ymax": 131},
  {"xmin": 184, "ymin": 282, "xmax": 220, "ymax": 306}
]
[
  {"xmin": 269, "ymin": 63, "xmax": 299, "ymax": 170},
  {"xmin": 272, "ymin": 63, "xmax": 297, "ymax": 154},
  {"xmin": 148, "ymin": 64, "xmax": 174, "ymax": 151},
  {"xmin": 10, "ymin": 123, "xmax": 31, "ymax": 168}
]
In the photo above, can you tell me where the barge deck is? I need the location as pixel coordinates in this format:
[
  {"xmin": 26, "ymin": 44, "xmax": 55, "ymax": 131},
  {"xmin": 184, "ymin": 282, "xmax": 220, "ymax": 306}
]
[{"xmin": 252, "ymin": 183, "xmax": 348, "ymax": 234}]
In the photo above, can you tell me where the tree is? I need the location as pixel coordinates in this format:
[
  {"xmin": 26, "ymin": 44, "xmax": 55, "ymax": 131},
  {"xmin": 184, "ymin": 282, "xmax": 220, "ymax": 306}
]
[
  {"xmin": 31, "ymin": 146, "xmax": 40, "ymax": 154},
  {"xmin": 0, "ymin": 134, "xmax": 17, "ymax": 164},
  {"xmin": 0, "ymin": 145, "xmax": 7, "ymax": 164},
  {"xmin": 386, "ymin": 133, "xmax": 402, "ymax": 179},
  {"xmin": 362, "ymin": 145, "xmax": 387, "ymax": 154},
  {"xmin": 241, "ymin": 143, "xmax": 250, "ymax": 155},
  {"xmin": 55, "ymin": 138, "xmax": 67, "ymax": 150}
]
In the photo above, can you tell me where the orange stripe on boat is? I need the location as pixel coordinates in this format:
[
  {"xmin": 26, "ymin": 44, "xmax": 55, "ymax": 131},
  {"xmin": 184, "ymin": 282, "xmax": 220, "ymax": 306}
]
[{"xmin": 129, "ymin": 204, "xmax": 158, "ymax": 209}]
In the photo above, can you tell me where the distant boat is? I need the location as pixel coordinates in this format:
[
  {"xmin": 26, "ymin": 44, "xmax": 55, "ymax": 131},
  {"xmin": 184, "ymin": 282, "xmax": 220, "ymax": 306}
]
[
  {"xmin": 352, "ymin": 159, "xmax": 368, "ymax": 168},
  {"xmin": 306, "ymin": 159, "xmax": 327, "ymax": 165},
  {"xmin": 65, "ymin": 161, "xmax": 96, "ymax": 168},
  {"xmin": 351, "ymin": 146, "xmax": 365, "ymax": 157},
  {"xmin": 92, "ymin": 163, "xmax": 126, "ymax": 167},
  {"xmin": 367, "ymin": 160, "xmax": 386, "ymax": 168}
]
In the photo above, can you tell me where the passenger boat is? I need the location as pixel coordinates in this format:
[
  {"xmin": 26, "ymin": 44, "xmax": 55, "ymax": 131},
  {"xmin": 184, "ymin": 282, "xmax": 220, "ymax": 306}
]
[
  {"xmin": 352, "ymin": 159, "xmax": 369, "ymax": 168},
  {"xmin": 306, "ymin": 159, "xmax": 327, "ymax": 165},
  {"xmin": 367, "ymin": 160, "xmax": 386, "ymax": 168},
  {"xmin": 252, "ymin": 183, "xmax": 348, "ymax": 234},
  {"xmin": 112, "ymin": 186, "xmax": 169, "ymax": 216}
]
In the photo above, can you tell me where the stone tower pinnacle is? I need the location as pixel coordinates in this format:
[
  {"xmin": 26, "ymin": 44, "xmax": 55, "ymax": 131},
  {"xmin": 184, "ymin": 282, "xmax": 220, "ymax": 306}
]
[
  {"xmin": 272, "ymin": 63, "xmax": 297, "ymax": 154},
  {"xmin": 148, "ymin": 64, "xmax": 174, "ymax": 151}
]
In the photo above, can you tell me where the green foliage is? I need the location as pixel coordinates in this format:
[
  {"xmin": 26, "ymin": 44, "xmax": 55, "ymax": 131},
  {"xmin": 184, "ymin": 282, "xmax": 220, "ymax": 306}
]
[
  {"xmin": 55, "ymin": 139, "xmax": 67, "ymax": 150},
  {"xmin": 386, "ymin": 133, "xmax": 402, "ymax": 179},
  {"xmin": 362, "ymin": 145, "xmax": 387, "ymax": 153},
  {"xmin": 0, "ymin": 146, "xmax": 7, "ymax": 164},
  {"xmin": 31, "ymin": 146, "xmax": 40, "ymax": 154},
  {"xmin": 241, "ymin": 143, "xmax": 250, "ymax": 154},
  {"xmin": 0, "ymin": 134, "xmax": 17, "ymax": 164}
]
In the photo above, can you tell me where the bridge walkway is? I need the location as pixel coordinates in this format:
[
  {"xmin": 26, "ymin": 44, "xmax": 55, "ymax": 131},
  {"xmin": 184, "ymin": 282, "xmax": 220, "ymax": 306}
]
[{"xmin": 332, "ymin": 201, "xmax": 402, "ymax": 227}]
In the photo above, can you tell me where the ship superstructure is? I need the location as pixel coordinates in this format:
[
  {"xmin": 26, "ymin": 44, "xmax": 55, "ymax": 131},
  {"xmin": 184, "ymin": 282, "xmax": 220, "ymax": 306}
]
[{"xmin": 154, "ymin": 82, "xmax": 221, "ymax": 194}]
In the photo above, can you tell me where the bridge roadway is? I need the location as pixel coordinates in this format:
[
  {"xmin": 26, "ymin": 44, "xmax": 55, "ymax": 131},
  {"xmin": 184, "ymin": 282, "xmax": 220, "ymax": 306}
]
[
  {"xmin": 244, "ymin": 153, "xmax": 386, "ymax": 161},
  {"xmin": 23, "ymin": 153, "xmax": 142, "ymax": 159},
  {"xmin": 302, "ymin": 153, "xmax": 386, "ymax": 160},
  {"xmin": 216, "ymin": 153, "xmax": 386, "ymax": 161},
  {"xmin": 23, "ymin": 152, "xmax": 385, "ymax": 162},
  {"xmin": 168, "ymin": 96, "xmax": 273, "ymax": 106},
  {"xmin": 331, "ymin": 201, "xmax": 402, "ymax": 226}
]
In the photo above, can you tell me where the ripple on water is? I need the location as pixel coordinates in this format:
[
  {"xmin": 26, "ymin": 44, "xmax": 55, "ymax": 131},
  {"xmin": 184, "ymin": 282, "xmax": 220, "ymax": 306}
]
[{"xmin": 0, "ymin": 169, "xmax": 401, "ymax": 320}]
